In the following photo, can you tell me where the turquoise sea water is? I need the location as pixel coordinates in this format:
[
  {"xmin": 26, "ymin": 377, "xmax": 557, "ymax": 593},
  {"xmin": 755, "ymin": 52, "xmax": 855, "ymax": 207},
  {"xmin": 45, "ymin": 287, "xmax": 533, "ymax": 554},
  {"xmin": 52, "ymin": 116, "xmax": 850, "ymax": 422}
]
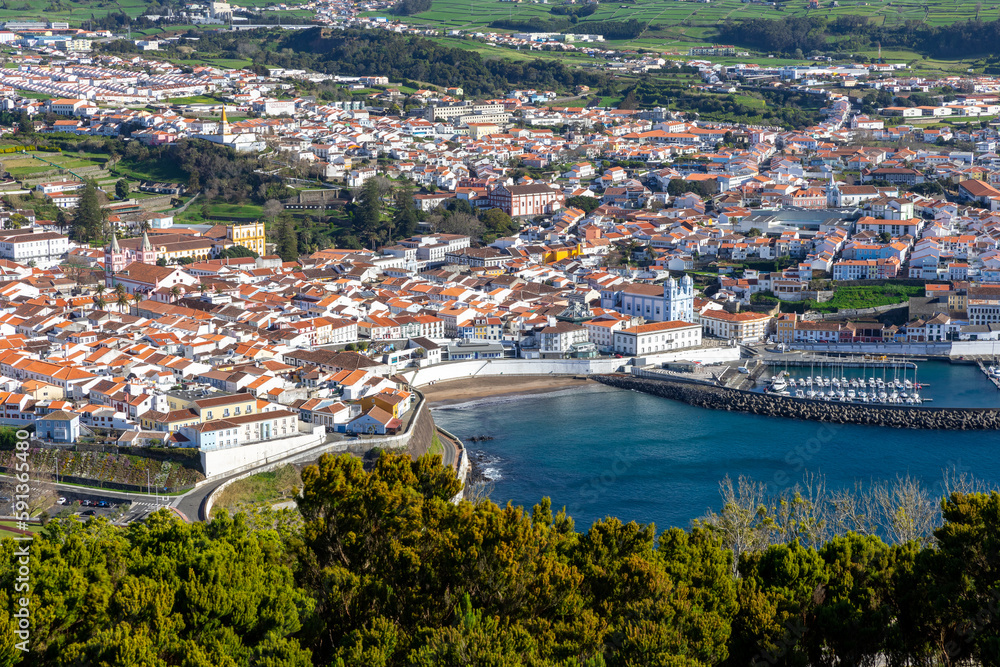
[{"xmin": 432, "ymin": 362, "xmax": 1000, "ymax": 530}]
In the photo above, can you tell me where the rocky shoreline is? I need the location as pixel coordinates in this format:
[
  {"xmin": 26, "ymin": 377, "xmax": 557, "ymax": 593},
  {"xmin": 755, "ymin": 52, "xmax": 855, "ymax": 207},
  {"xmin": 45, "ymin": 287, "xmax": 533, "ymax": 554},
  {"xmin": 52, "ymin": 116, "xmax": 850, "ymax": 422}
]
[{"xmin": 595, "ymin": 374, "xmax": 1000, "ymax": 430}]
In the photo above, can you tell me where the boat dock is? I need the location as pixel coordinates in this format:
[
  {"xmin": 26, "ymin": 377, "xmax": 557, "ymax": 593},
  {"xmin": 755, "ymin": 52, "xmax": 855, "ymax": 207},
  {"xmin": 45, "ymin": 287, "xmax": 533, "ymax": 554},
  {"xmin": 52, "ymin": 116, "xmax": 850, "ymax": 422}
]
[
  {"xmin": 762, "ymin": 353, "xmax": 917, "ymax": 370},
  {"xmin": 976, "ymin": 360, "xmax": 1000, "ymax": 390}
]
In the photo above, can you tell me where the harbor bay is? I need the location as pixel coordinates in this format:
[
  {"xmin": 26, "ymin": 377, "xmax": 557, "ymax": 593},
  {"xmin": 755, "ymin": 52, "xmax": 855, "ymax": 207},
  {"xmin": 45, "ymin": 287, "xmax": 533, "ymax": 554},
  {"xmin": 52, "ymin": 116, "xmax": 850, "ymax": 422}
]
[{"xmin": 433, "ymin": 361, "xmax": 1000, "ymax": 531}]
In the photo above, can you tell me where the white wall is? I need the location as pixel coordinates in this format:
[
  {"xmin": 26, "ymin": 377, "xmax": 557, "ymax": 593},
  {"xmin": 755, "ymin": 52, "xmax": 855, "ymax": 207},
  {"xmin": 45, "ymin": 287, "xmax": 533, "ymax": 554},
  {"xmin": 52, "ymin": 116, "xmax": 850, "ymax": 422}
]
[
  {"xmin": 634, "ymin": 345, "xmax": 741, "ymax": 367},
  {"xmin": 401, "ymin": 358, "xmax": 627, "ymax": 386},
  {"xmin": 200, "ymin": 427, "xmax": 324, "ymax": 478},
  {"xmin": 401, "ymin": 348, "xmax": 742, "ymax": 386}
]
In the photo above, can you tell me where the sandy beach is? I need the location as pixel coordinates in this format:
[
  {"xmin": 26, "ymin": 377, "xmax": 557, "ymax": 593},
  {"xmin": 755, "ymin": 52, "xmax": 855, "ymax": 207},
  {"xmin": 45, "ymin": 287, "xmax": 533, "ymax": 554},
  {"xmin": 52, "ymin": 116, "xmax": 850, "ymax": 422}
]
[{"xmin": 421, "ymin": 375, "xmax": 592, "ymax": 406}]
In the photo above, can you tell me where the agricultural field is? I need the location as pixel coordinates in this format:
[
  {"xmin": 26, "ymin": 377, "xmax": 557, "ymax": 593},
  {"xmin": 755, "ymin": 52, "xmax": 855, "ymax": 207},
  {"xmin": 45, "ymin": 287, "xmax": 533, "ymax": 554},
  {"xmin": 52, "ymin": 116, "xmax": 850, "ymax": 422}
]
[
  {"xmin": 0, "ymin": 0, "xmax": 311, "ymax": 27},
  {"xmin": 0, "ymin": 150, "xmax": 107, "ymax": 179},
  {"xmin": 0, "ymin": 0, "xmax": 151, "ymax": 25},
  {"xmin": 391, "ymin": 0, "xmax": 1000, "ymax": 55}
]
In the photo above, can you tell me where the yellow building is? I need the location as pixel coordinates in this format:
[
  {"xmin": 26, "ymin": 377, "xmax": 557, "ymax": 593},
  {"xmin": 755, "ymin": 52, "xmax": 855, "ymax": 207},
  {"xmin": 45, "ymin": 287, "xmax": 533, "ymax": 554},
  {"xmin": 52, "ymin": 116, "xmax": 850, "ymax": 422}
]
[
  {"xmin": 139, "ymin": 408, "xmax": 199, "ymax": 432},
  {"xmin": 145, "ymin": 392, "xmax": 263, "ymax": 432},
  {"xmin": 948, "ymin": 291, "xmax": 968, "ymax": 313},
  {"xmin": 21, "ymin": 380, "xmax": 64, "ymax": 402},
  {"xmin": 774, "ymin": 313, "xmax": 798, "ymax": 345},
  {"xmin": 543, "ymin": 243, "xmax": 583, "ymax": 264},
  {"xmin": 227, "ymin": 222, "xmax": 266, "ymax": 256}
]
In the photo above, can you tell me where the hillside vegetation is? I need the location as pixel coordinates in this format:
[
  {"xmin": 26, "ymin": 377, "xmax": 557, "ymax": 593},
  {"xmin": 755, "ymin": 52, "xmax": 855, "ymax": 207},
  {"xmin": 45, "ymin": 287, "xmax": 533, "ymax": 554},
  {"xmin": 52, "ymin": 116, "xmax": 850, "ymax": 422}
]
[
  {"xmin": 275, "ymin": 28, "xmax": 610, "ymax": 96},
  {"xmin": 3, "ymin": 452, "xmax": 1000, "ymax": 665},
  {"xmin": 718, "ymin": 15, "xmax": 1000, "ymax": 59}
]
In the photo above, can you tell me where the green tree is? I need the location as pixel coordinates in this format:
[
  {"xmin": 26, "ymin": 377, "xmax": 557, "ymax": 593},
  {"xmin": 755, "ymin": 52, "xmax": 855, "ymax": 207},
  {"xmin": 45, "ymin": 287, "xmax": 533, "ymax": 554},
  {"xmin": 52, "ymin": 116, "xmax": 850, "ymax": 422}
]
[
  {"xmin": 747, "ymin": 227, "xmax": 763, "ymax": 238},
  {"xmin": 567, "ymin": 195, "xmax": 601, "ymax": 213},
  {"xmin": 114, "ymin": 179, "xmax": 130, "ymax": 200},
  {"xmin": 353, "ymin": 178, "xmax": 385, "ymax": 248},
  {"xmin": 71, "ymin": 180, "xmax": 107, "ymax": 243},
  {"xmin": 0, "ymin": 512, "xmax": 314, "ymax": 665},
  {"xmin": 391, "ymin": 188, "xmax": 418, "ymax": 240},
  {"xmin": 903, "ymin": 492, "xmax": 1000, "ymax": 666},
  {"xmin": 276, "ymin": 213, "xmax": 298, "ymax": 262},
  {"xmin": 54, "ymin": 208, "xmax": 67, "ymax": 234},
  {"xmin": 480, "ymin": 207, "xmax": 516, "ymax": 242},
  {"xmin": 219, "ymin": 245, "xmax": 260, "ymax": 260},
  {"xmin": 17, "ymin": 110, "xmax": 33, "ymax": 136}
]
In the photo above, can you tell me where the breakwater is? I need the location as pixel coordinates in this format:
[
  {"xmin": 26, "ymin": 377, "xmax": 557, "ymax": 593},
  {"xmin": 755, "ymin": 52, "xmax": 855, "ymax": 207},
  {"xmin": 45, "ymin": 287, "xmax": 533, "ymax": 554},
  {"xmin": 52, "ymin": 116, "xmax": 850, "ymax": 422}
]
[{"xmin": 594, "ymin": 374, "xmax": 1000, "ymax": 430}]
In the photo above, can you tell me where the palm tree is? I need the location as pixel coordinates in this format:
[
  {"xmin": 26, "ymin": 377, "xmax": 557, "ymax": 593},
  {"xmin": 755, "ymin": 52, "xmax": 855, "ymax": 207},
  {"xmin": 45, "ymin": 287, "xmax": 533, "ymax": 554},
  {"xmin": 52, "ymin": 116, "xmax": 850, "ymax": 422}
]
[
  {"xmin": 116, "ymin": 292, "xmax": 130, "ymax": 314},
  {"xmin": 93, "ymin": 296, "xmax": 106, "ymax": 311},
  {"xmin": 132, "ymin": 293, "xmax": 144, "ymax": 310},
  {"xmin": 114, "ymin": 283, "xmax": 127, "ymax": 299},
  {"xmin": 169, "ymin": 285, "xmax": 182, "ymax": 303},
  {"xmin": 94, "ymin": 283, "xmax": 106, "ymax": 298}
]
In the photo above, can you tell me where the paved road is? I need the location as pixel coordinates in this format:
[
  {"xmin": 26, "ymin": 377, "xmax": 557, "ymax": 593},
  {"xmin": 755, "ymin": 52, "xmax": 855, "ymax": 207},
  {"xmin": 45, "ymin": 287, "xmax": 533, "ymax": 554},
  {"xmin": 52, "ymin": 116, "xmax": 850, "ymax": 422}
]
[
  {"xmin": 436, "ymin": 430, "xmax": 458, "ymax": 468},
  {"xmin": 172, "ymin": 433, "xmax": 351, "ymax": 521}
]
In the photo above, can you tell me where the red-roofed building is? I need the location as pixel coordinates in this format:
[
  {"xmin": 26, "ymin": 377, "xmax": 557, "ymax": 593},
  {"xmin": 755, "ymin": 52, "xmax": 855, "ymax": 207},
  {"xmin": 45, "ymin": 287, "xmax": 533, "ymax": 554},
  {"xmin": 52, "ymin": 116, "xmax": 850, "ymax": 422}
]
[{"xmin": 612, "ymin": 320, "xmax": 702, "ymax": 356}]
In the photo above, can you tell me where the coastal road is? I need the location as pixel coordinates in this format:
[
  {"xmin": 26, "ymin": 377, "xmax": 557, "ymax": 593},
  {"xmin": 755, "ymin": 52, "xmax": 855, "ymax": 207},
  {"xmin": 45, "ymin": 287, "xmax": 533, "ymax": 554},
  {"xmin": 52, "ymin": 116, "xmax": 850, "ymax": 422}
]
[
  {"xmin": 436, "ymin": 429, "xmax": 458, "ymax": 468},
  {"xmin": 172, "ymin": 433, "xmax": 353, "ymax": 521}
]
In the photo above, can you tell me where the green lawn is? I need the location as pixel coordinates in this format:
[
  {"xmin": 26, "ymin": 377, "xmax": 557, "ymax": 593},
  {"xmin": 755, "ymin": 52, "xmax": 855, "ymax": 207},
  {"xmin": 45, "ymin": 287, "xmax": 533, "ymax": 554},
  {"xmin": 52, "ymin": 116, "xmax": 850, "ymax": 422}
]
[
  {"xmin": 785, "ymin": 285, "xmax": 925, "ymax": 314},
  {"xmin": 165, "ymin": 95, "xmax": 226, "ymax": 105},
  {"xmin": 209, "ymin": 465, "xmax": 302, "ymax": 517},
  {"xmin": 111, "ymin": 160, "xmax": 186, "ymax": 184},
  {"xmin": 0, "ymin": 519, "xmax": 42, "ymax": 534},
  {"xmin": 176, "ymin": 202, "xmax": 266, "ymax": 224}
]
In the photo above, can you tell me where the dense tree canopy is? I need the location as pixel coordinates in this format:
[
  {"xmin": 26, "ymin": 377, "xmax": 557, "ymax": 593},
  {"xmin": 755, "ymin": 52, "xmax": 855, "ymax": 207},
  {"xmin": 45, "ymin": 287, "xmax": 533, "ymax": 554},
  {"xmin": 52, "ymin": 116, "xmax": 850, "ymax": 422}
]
[
  {"xmin": 275, "ymin": 28, "xmax": 610, "ymax": 97},
  {"xmin": 717, "ymin": 15, "xmax": 1000, "ymax": 59},
  {"xmin": 4, "ymin": 453, "xmax": 1000, "ymax": 666}
]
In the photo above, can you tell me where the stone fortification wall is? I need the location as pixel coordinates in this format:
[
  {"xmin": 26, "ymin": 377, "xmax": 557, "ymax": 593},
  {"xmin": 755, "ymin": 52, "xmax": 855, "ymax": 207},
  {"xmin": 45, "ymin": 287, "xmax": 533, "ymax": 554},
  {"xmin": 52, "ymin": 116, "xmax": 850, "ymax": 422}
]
[{"xmin": 594, "ymin": 374, "xmax": 1000, "ymax": 430}]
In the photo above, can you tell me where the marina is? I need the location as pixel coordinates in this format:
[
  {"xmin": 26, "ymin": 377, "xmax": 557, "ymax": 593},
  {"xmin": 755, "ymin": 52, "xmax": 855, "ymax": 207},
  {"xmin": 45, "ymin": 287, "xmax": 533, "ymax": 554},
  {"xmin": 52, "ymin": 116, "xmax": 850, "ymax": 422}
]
[
  {"xmin": 433, "ymin": 371, "xmax": 1000, "ymax": 531},
  {"xmin": 976, "ymin": 359, "xmax": 1000, "ymax": 390},
  {"xmin": 752, "ymin": 353, "xmax": 928, "ymax": 405}
]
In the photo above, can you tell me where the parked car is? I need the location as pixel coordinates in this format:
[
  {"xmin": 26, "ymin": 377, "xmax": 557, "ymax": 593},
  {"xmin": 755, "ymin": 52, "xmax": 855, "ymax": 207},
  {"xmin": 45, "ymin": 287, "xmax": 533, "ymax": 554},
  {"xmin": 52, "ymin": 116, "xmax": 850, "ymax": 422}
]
[{"xmin": 57, "ymin": 497, "xmax": 66, "ymax": 505}]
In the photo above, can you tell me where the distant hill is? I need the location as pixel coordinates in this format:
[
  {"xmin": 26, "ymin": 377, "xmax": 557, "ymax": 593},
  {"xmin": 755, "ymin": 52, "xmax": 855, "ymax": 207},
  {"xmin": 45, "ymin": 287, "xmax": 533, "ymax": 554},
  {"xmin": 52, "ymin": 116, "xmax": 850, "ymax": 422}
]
[{"xmin": 274, "ymin": 28, "xmax": 608, "ymax": 96}]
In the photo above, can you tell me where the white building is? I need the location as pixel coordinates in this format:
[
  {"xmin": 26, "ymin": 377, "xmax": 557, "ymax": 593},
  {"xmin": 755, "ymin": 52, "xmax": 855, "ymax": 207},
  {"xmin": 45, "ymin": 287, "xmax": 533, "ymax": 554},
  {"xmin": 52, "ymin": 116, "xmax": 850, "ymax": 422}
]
[
  {"xmin": 612, "ymin": 320, "xmax": 702, "ymax": 356},
  {"xmin": 538, "ymin": 321, "xmax": 588, "ymax": 358},
  {"xmin": 253, "ymin": 99, "xmax": 296, "ymax": 116},
  {"xmin": 701, "ymin": 310, "xmax": 772, "ymax": 344},
  {"xmin": 0, "ymin": 230, "xmax": 69, "ymax": 264},
  {"xmin": 179, "ymin": 409, "xmax": 300, "ymax": 451},
  {"xmin": 601, "ymin": 276, "xmax": 695, "ymax": 323}
]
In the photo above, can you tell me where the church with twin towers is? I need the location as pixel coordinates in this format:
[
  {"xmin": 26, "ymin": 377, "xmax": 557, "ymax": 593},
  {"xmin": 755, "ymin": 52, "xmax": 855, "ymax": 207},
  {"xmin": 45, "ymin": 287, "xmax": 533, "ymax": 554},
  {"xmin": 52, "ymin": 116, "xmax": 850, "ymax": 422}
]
[{"xmin": 600, "ymin": 275, "xmax": 695, "ymax": 324}]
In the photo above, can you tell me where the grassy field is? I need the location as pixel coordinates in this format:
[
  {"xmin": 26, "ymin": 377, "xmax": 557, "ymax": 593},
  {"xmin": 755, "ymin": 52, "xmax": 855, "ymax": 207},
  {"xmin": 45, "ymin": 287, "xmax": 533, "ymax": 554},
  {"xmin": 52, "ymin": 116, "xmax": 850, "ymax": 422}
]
[
  {"xmin": 386, "ymin": 0, "xmax": 1000, "ymax": 61},
  {"xmin": 165, "ymin": 94, "xmax": 227, "ymax": 105},
  {"xmin": 175, "ymin": 202, "xmax": 266, "ymax": 225},
  {"xmin": 210, "ymin": 464, "xmax": 301, "ymax": 517},
  {"xmin": 0, "ymin": 519, "xmax": 42, "ymax": 535},
  {"xmin": 0, "ymin": 150, "xmax": 109, "ymax": 179},
  {"xmin": 0, "ymin": 0, "xmax": 151, "ymax": 25},
  {"xmin": 782, "ymin": 284, "xmax": 926, "ymax": 314},
  {"xmin": 111, "ymin": 159, "xmax": 186, "ymax": 184}
]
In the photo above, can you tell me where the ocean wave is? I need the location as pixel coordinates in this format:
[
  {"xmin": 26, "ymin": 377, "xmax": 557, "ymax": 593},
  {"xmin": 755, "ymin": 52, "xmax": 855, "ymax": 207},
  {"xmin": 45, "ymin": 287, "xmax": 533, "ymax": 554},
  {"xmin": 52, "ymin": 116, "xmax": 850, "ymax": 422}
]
[{"xmin": 481, "ymin": 467, "xmax": 503, "ymax": 482}]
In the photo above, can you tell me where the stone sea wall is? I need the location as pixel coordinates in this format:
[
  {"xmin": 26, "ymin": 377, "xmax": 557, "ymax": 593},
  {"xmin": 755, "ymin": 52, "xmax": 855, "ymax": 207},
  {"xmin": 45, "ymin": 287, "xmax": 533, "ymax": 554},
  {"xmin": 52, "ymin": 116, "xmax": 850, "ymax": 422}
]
[{"xmin": 594, "ymin": 374, "xmax": 1000, "ymax": 430}]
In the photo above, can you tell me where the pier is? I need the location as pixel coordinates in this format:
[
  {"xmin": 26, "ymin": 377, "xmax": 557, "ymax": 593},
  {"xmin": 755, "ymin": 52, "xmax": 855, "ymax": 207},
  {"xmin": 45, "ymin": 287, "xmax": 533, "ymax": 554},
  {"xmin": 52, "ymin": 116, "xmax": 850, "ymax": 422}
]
[
  {"xmin": 976, "ymin": 360, "xmax": 1000, "ymax": 390},
  {"xmin": 596, "ymin": 373, "xmax": 1000, "ymax": 431},
  {"xmin": 760, "ymin": 351, "xmax": 918, "ymax": 370}
]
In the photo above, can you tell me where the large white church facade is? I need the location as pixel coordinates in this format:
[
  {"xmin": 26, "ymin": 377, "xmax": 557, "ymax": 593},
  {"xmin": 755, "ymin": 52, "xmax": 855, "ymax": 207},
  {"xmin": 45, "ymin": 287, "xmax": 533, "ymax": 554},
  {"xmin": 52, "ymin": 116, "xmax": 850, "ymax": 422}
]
[{"xmin": 600, "ymin": 276, "xmax": 695, "ymax": 323}]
